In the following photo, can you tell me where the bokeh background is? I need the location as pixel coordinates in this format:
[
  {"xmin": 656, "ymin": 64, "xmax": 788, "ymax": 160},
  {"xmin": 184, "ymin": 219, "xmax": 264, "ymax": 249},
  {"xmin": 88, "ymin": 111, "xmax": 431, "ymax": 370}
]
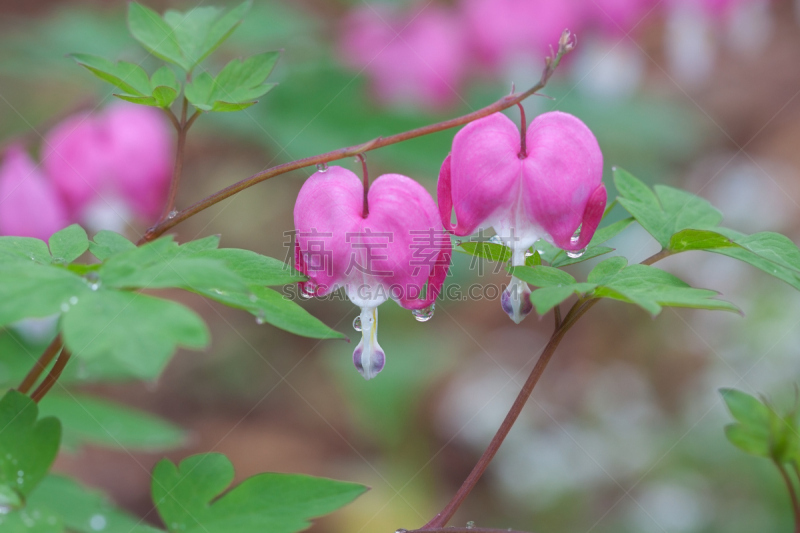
[{"xmin": 2, "ymin": 0, "xmax": 800, "ymax": 531}]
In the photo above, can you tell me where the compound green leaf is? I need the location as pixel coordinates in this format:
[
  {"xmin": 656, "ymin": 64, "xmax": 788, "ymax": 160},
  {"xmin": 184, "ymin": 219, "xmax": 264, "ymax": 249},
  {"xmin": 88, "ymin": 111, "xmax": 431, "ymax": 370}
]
[
  {"xmin": 507, "ymin": 265, "xmax": 576, "ymax": 288},
  {"xmin": 69, "ymin": 54, "xmax": 152, "ymax": 96},
  {"xmin": 128, "ymin": 3, "xmax": 188, "ymax": 70},
  {"xmin": 48, "ymin": 225, "xmax": 88, "ymax": 264}
]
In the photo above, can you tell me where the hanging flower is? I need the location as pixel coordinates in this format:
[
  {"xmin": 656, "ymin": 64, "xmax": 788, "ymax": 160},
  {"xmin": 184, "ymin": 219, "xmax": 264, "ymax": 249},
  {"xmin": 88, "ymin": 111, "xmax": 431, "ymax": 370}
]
[
  {"xmin": 0, "ymin": 145, "xmax": 69, "ymax": 240},
  {"xmin": 438, "ymin": 111, "xmax": 605, "ymax": 323},
  {"xmin": 41, "ymin": 103, "xmax": 172, "ymax": 232},
  {"xmin": 294, "ymin": 166, "xmax": 451, "ymax": 379}
]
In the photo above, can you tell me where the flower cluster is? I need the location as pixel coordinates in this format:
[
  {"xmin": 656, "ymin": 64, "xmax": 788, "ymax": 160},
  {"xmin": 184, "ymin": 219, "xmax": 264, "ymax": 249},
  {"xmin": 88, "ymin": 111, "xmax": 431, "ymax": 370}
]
[
  {"xmin": 0, "ymin": 103, "xmax": 172, "ymax": 239},
  {"xmin": 295, "ymin": 110, "xmax": 603, "ymax": 378},
  {"xmin": 339, "ymin": 0, "xmax": 770, "ymax": 108}
]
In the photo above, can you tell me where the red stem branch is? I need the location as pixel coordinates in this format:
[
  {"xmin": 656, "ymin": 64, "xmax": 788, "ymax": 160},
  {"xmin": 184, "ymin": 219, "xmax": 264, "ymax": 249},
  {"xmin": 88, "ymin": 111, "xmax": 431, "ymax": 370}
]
[
  {"xmin": 17, "ymin": 336, "xmax": 63, "ymax": 394},
  {"xmin": 30, "ymin": 348, "xmax": 71, "ymax": 403},
  {"xmin": 357, "ymin": 153, "xmax": 369, "ymax": 218}
]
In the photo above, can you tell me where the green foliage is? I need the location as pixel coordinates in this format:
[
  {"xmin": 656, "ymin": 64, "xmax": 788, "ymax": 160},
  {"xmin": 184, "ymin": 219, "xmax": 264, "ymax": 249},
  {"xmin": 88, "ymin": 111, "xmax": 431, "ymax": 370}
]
[
  {"xmin": 38, "ymin": 393, "xmax": 185, "ymax": 452},
  {"xmin": 615, "ymin": 168, "xmax": 800, "ymax": 291},
  {"xmin": 509, "ymin": 258, "xmax": 739, "ymax": 316},
  {"xmin": 152, "ymin": 453, "xmax": 367, "ymax": 533},
  {"xmin": 68, "ymin": 54, "xmax": 179, "ymax": 108},
  {"xmin": 185, "ymin": 52, "xmax": 279, "ymax": 112},
  {"xmin": 0, "ymin": 229, "xmax": 341, "ymax": 381},
  {"xmin": 721, "ymin": 388, "xmax": 798, "ymax": 463},
  {"xmin": 0, "ymin": 391, "xmax": 61, "ymax": 506},
  {"xmin": 455, "ymin": 241, "xmax": 511, "ymax": 263}
]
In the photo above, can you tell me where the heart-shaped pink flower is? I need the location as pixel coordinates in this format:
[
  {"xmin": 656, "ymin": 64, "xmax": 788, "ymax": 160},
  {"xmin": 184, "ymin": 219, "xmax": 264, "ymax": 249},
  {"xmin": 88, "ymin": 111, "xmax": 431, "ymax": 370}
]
[
  {"xmin": 438, "ymin": 111, "xmax": 605, "ymax": 322},
  {"xmin": 295, "ymin": 166, "xmax": 451, "ymax": 379},
  {"xmin": 41, "ymin": 103, "xmax": 172, "ymax": 232}
]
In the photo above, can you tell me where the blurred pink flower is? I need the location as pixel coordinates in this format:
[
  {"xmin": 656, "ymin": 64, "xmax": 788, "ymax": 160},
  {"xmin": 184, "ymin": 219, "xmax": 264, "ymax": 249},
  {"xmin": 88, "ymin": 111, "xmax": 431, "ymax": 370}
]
[
  {"xmin": 438, "ymin": 112, "xmax": 605, "ymax": 322},
  {"xmin": 0, "ymin": 145, "xmax": 69, "ymax": 240},
  {"xmin": 339, "ymin": 4, "xmax": 468, "ymax": 109},
  {"xmin": 461, "ymin": 0, "xmax": 581, "ymax": 70},
  {"xmin": 588, "ymin": 0, "xmax": 659, "ymax": 36},
  {"xmin": 42, "ymin": 103, "xmax": 172, "ymax": 230},
  {"xmin": 294, "ymin": 166, "xmax": 451, "ymax": 379}
]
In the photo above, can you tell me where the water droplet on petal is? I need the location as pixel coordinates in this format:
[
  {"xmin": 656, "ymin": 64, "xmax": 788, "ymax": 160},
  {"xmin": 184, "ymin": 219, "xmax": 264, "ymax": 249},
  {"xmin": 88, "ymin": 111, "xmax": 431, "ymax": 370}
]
[
  {"xmin": 300, "ymin": 280, "xmax": 318, "ymax": 299},
  {"xmin": 352, "ymin": 316, "xmax": 362, "ymax": 332},
  {"xmin": 411, "ymin": 303, "xmax": 435, "ymax": 322},
  {"xmin": 566, "ymin": 248, "xmax": 586, "ymax": 259},
  {"xmin": 316, "ymin": 163, "xmax": 329, "ymax": 173},
  {"xmin": 167, "ymin": 210, "xmax": 178, "ymax": 219},
  {"xmin": 488, "ymin": 235, "xmax": 503, "ymax": 245},
  {"xmin": 570, "ymin": 224, "xmax": 582, "ymax": 246}
]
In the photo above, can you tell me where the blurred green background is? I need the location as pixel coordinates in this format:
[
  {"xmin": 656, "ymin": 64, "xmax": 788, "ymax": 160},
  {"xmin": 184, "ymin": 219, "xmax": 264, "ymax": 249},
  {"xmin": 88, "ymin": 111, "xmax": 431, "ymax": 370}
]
[{"xmin": 2, "ymin": 0, "xmax": 800, "ymax": 532}]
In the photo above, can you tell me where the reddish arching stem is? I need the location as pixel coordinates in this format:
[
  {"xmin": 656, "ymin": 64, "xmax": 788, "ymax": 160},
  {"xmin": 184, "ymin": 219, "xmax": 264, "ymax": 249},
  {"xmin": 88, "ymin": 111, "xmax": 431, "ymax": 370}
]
[
  {"xmin": 777, "ymin": 462, "xmax": 800, "ymax": 533},
  {"xmin": 411, "ymin": 528, "xmax": 533, "ymax": 533},
  {"xmin": 357, "ymin": 153, "xmax": 369, "ymax": 218},
  {"xmin": 17, "ymin": 336, "xmax": 63, "ymax": 394},
  {"xmin": 138, "ymin": 30, "xmax": 576, "ymax": 245},
  {"xmin": 30, "ymin": 348, "xmax": 71, "ymax": 403},
  {"xmin": 159, "ymin": 99, "xmax": 201, "ymax": 223},
  {"xmin": 423, "ymin": 248, "xmax": 670, "ymax": 529},
  {"xmin": 517, "ymin": 102, "xmax": 527, "ymax": 159}
]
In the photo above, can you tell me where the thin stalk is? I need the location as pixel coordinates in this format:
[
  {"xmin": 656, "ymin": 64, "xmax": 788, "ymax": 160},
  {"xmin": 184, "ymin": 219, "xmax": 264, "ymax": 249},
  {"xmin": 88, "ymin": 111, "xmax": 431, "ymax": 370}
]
[
  {"xmin": 776, "ymin": 462, "xmax": 800, "ymax": 533},
  {"xmin": 139, "ymin": 30, "xmax": 576, "ymax": 244},
  {"xmin": 17, "ymin": 337, "xmax": 63, "ymax": 394},
  {"xmin": 160, "ymin": 97, "xmax": 190, "ymax": 222},
  {"xmin": 517, "ymin": 102, "xmax": 527, "ymax": 159},
  {"xmin": 30, "ymin": 348, "xmax": 71, "ymax": 403},
  {"xmin": 553, "ymin": 304, "xmax": 562, "ymax": 330},
  {"xmin": 357, "ymin": 153, "xmax": 369, "ymax": 218},
  {"xmin": 423, "ymin": 248, "xmax": 667, "ymax": 528},
  {"xmin": 412, "ymin": 528, "xmax": 533, "ymax": 533}
]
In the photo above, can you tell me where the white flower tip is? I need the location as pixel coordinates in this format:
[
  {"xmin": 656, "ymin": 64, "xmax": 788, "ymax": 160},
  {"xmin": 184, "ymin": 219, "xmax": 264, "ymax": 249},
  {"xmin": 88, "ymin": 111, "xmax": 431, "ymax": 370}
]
[
  {"xmin": 352, "ymin": 306, "xmax": 385, "ymax": 380},
  {"xmin": 501, "ymin": 277, "xmax": 533, "ymax": 324}
]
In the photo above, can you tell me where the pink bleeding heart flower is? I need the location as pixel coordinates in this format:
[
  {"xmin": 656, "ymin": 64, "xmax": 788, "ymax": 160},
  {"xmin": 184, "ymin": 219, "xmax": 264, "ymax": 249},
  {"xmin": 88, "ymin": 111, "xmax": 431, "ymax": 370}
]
[
  {"xmin": 339, "ymin": 4, "xmax": 467, "ymax": 109},
  {"xmin": 438, "ymin": 111, "xmax": 605, "ymax": 323},
  {"xmin": 42, "ymin": 102, "xmax": 172, "ymax": 232},
  {"xmin": 0, "ymin": 145, "xmax": 69, "ymax": 240},
  {"xmin": 294, "ymin": 166, "xmax": 451, "ymax": 379},
  {"xmin": 462, "ymin": 0, "xmax": 581, "ymax": 70}
]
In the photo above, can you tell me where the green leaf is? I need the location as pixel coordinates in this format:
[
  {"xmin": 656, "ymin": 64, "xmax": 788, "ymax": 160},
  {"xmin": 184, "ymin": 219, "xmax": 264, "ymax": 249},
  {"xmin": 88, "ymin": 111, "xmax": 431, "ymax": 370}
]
[
  {"xmin": 455, "ymin": 241, "xmax": 511, "ymax": 263},
  {"xmin": 89, "ymin": 231, "xmax": 136, "ymax": 261},
  {"xmin": 590, "ymin": 217, "xmax": 634, "ymax": 246},
  {"xmin": 669, "ymin": 229, "xmax": 734, "ymax": 253},
  {"xmin": 151, "ymin": 65, "xmax": 180, "ymax": 91},
  {"xmin": 590, "ymin": 262, "xmax": 740, "ymax": 316},
  {"xmin": 69, "ymin": 53, "xmax": 152, "ymax": 96},
  {"xmin": 48, "ymin": 224, "xmax": 89, "ymax": 264},
  {"xmin": 529, "ymin": 283, "xmax": 596, "ymax": 314},
  {"xmin": 178, "ymin": 235, "xmax": 220, "ymax": 254},
  {"xmin": 0, "ymin": 237, "xmax": 51, "ymax": 264},
  {"xmin": 128, "ymin": 2, "xmax": 188, "ymax": 70},
  {"xmin": 163, "ymin": 2, "xmax": 251, "ymax": 70},
  {"xmin": 194, "ymin": 249, "xmax": 305, "ymax": 285},
  {"xmin": 725, "ymin": 423, "xmax": 771, "ymax": 458},
  {"xmin": 152, "ymin": 453, "xmax": 367, "ymax": 533},
  {"xmin": 0, "ymin": 391, "xmax": 61, "ymax": 499},
  {"xmin": 507, "ymin": 265, "xmax": 576, "ymax": 287},
  {"xmin": 710, "ymin": 231, "xmax": 800, "ymax": 291},
  {"xmin": 38, "ymin": 393, "xmax": 185, "ymax": 451},
  {"xmin": 185, "ymin": 52, "xmax": 280, "ymax": 112},
  {"xmin": 525, "ymin": 250, "xmax": 542, "ymax": 266},
  {"xmin": 23, "ymin": 475, "xmax": 161, "ymax": 533},
  {"xmin": 0, "ymin": 263, "xmax": 90, "ymax": 326},
  {"xmin": 550, "ymin": 246, "xmax": 615, "ymax": 268},
  {"xmin": 61, "ymin": 290, "xmax": 209, "ymax": 380},
  {"xmin": 614, "ymin": 167, "xmax": 722, "ymax": 247},
  {"xmin": 99, "ymin": 237, "xmax": 245, "ymax": 292},
  {"xmin": 199, "ymin": 285, "xmax": 344, "ymax": 340},
  {"xmin": 588, "ymin": 256, "xmax": 628, "ymax": 284},
  {"xmin": 720, "ymin": 388, "xmax": 772, "ymax": 427}
]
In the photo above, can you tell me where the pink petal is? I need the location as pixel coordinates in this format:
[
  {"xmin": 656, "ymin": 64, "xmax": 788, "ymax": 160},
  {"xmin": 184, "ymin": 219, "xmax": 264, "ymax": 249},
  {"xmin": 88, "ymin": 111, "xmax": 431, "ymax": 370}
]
[{"xmin": 0, "ymin": 146, "xmax": 69, "ymax": 240}]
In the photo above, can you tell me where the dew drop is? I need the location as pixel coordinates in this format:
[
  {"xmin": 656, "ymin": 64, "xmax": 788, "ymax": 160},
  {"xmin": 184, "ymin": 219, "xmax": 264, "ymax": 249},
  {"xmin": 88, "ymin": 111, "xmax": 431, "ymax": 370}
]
[
  {"xmin": 570, "ymin": 224, "xmax": 582, "ymax": 246},
  {"xmin": 395, "ymin": 529, "xmax": 408, "ymax": 533},
  {"xmin": 455, "ymin": 239, "xmax": 462, "ymax": 245},
  {"xmin": 69, "ymin": 296, "xmax": 78, "ymax": 305},
  {"xmin": 60, "ymin": 303, "xmax": 70, "ymax": 313},
  {"xmin": 412, "ymin": 303, "xmax": 435, "ymax": 322},
  {"xmin": 16, "ymin": 471, "xmax": 22, "ymax": 477},
  {"xmin": 167, "ymin": 210, "xmax": 178, "ymax": 219},
  {"xmin": 352, "ymin": 316, "xmax": 362, "ymax": 331},
  {"xmin": 255, "ymin": 311, "xmax": 266, "ymax": 325},
  {"xmin": 316, "ymin": 163, "xmax": 329, "ymax": 173},
  {"xmin": 248, "ymin": 293, "xmax": 257, "ymax": 302},
  {"xmin": 300, "ymin": 280, "xmax": 318, "ymax": 299},
  {"xmin": 90, "ymin": 283, "xmax": 100, "ymax": 291},
  {"xmin": 466, "ymin": 521, "xmax": 476, "ymax": 530},
  {"xmin": 488, "ymin": 235, "xmax": 503, "ymax": 245},
  {"xmin": 524, "ymin": 250, "xmax": 533, "ymax": 258},
  {"xmin": 90, "ymin": 515, "xmax": 107, "ymax": 531}
]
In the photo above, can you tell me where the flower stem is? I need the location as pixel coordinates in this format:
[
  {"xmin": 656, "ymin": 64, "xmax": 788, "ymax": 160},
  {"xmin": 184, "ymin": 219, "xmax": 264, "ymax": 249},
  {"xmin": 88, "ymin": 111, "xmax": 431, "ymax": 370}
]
[
  {"xmin": 159, "ymin": 98, "xmax": 192, "ymax": 223},
  {"xmin": 139, "ymin": 30, "xmax": 576, "ymax": 244},
  {"xmin": 517, "ymin": 102, "xmax": 527, "ymax": 159},
  {"xmin": 423, "ymin": 248, "xmax": 667, "ymax": 529},
  {"xmin": 30, "ymin": 347, "xmax": 71, "ymax": 403},
  {"xmin": 17, "ymin": 336, "xmax": 63, "ymax": 394},
  {"xmin": 411, "ymin": 528, "xmax": 534, "ymax": 533},
  {"xmin": 777, "ymin": 462, "xmax": 800, "ymax": 533},
  {"xmin": 357, "ymin": 153, "xmax": 369, "ymax": 218}
]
